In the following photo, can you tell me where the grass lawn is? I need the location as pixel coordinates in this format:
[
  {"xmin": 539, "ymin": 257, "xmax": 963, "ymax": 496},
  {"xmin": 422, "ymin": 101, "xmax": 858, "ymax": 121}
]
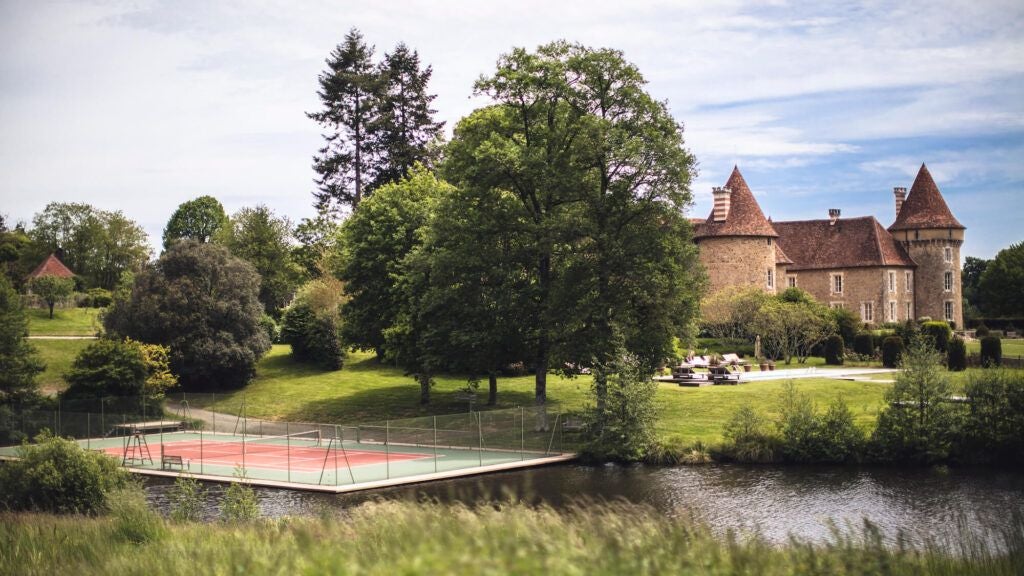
[
  {"xmin": 31, "ymin": 339, "xmax": 93, "ymax": 394},
  {"xmin": 26, "ymin": 307, "xmax": 103, "ymax": 336},
  {"xmin": 193, "ymin": 345, "xmax": 893, "ymax": 445},
  {"xmin": 966, "ymin": 338, "xmax": 1024, "ymax": 358}
]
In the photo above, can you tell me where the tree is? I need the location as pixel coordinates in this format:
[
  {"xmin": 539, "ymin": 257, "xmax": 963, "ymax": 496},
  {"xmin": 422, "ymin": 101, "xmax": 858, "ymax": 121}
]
[
  {"xmin": 0, "ymin": 217, "xmax": 35, "ymax": 289},
  {"xmin": 280, "ymin": 277, "xmax": 346, "ymax": 370},
  {"xmin": 443, "ymin": 42, "xmax": 701, "ymax": 412},
  {"xmin": 293, "ymin": 210, "xmax": 341, "ymax": 278},
  {"xmin": 308, "ymin": 28, "xmax": 380, "ymax": 212},
  {"xmin": 0, "ymin": 275, "xmax": 44, "ymax": 404},
  {"xmin": 63, "ymin": 339, "xmax": 148, "ymax": 399},
  {"xmin": 104, "ymin": 241, "xmax": 271, "ymax": 390},
  {"xmin": 977, "ymin": 242, "xmax": 1024, "ymax": 317},
  {"xmin": 961, "ymin": 256, "xmax": 989, "ymax": 316},
  {"xmin": 337, "ymin": 166, "xmax": 448, "ymax": 360},
  {"xmin": 217, "ymin": 205, "xmax": 305, "ymax": 317},
  {"xmin": 28, "ymin": 203, "xmax": 151, "ymax": 290},
  {"xmin": 163, "ymin": 196, "xmax": 228, "ymax": 249},
  {"xmin": 700, "ymin": 286, "xmax": 772, "ymax": 340},
  {"xmin": 748, "ymin": 292, "xmax": 835, "ymax": 364},
  {"xmin": 872, "ymin": 336, "xmax": 960, "ymax": 463},
  {"xmin": 29, "ymin": 275, "xmax": 74, "ymax": 319},
  {"xmin": 370, "ymin": 43, "xmax": 445, "ymax": 190}
]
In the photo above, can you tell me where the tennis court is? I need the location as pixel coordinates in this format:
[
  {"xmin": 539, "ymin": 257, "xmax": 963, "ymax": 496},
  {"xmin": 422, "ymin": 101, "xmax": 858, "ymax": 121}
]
[{"xmin": 0, "ymin": 401, "xmax": 579, "ymax": 491}]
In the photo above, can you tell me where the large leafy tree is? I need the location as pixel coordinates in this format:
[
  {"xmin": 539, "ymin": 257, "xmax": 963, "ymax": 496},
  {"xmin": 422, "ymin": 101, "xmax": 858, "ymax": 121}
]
[
  {"xmin": 162, "ymin": 195, "xmax": 229, "ymax": 249},
  {"xmin": 104, "ymin": 241, "xmax": 271, "ymax": 390},
  {"xmin": 0, "ymin": 217, "xmax": 35, "ymax": 289},
  {"xmin": 217, "ymin": 205, "xmax": 305, "ymax": 317},
  {"xmin": 308, "ymin": 28, "xmax": 380, "ymax": 212},
  {"xmin": 977, "ymin": 242, "xmax": 1024, "ymax": 318},
  {"xmin": 28, "ymin": 203, "xmax": 150, "ymax": 290},
  {"xmin": 0, "ymin": 275, "xmax": 44, "ymax": 404},
  {"xmin": 293, "ymin": 210, "xmax": 340, "ymax": 278},
  {"xmin": 443, "ymin": 42, "xmax": 701, "ymax": 412},
  {"xmin": 370, "ymin": 43, "xmax": 445, "ymax": 190},
  {"xmin": 337, "ymin": 166, "xmax": 448, "ymax": 360}
]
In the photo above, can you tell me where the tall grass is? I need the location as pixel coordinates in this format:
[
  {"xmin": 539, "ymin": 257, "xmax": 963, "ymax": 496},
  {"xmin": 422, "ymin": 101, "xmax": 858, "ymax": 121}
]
[{"xmin": 1, "ymin": 500, "xmax": 1021, "ymax": 575}]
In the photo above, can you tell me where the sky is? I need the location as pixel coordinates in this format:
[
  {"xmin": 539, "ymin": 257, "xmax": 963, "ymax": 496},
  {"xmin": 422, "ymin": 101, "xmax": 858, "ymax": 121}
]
[{"xmin": 1, "ymin": 0, "xmax": 1022, "ymax": 259}]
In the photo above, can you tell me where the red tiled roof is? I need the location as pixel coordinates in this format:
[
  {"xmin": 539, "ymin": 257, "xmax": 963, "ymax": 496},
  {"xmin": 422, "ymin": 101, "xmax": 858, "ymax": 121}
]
[
  {"xmin": 888, "ymin": 164, "xmax": 964, "ymax": 231},
  {"xmin": 29, "ymin": 253, "xmax": 75, "ymax": 279},
  {"xmin": 773, "ymin": 216, "xmax": 916, "ymax": 271},
  {"xmin": 774, "ymin": 243, "xmax": 793, "ymax": 265},
  {"xmin": 693, "ymin": 167, "xmax": 778, "ymax": 239}
]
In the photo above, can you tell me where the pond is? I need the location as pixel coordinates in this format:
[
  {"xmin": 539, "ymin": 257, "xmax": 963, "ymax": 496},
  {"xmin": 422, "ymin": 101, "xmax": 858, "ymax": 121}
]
[{"xmin": 144, "ymin": 463, "xmax": 1024, "ymax": 548}]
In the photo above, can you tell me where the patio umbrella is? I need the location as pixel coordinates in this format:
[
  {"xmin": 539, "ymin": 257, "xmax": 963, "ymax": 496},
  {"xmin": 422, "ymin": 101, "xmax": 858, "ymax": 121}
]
[{"xmin": 754, "ymin": 335, "xmax": 762, "ymax": 359}]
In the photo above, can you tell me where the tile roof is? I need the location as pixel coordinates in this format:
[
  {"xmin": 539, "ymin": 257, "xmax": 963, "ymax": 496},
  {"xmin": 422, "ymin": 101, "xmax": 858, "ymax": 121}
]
[
  {"xmin": 888, "ymin": 163, "xmax": 965, "ymax": 231},
  {"xmin": 693, "ymin": 166, "xmax": 778, "ymax": 239},
  {"xmin": 774, "ymin": 243, "xmax": 793, "ymax": 265},
  {"xmin": 29, "ymin": 253, "xmax": 76, "ymax": 279},
  {"xmin": 773, "ymin": 216, "xmax": 916, "ymax": 271}
]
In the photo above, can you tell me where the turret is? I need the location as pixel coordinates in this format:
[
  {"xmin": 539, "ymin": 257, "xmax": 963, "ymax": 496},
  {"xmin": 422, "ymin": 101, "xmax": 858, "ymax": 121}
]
[
  {"xmin": 694, "ymin": 167, "xmax": 781, "ymax": 294},
  {"xmin": 888, "ymin": 164, "xmax": 965, "ymax": 327}
]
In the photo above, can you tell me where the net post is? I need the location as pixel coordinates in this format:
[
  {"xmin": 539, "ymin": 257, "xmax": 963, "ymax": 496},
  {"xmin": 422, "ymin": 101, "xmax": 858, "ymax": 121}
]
[
  {"xmin": 520, "ymin": 406, "xmax": 525, "ymax": 461},
  {"xmin": 432, "ymin": 416, "xmax": 438, "ymax": 473},
  {"xmin": 385, "ymin": 420, "xmax": 390, "ymax": 480},
  {"xmin": 86, "ymin": 412, "xmax": 91, "ymax": 450},
  {"xmin": 478, "ymin": 412, "xmax": 483, "ymax": 467},
  {"xmin": 212, "ymin": 392, "xmax": 216, "ymax": 433},
  {"xmin": 159, "ymin": 421, "xmax": 164, "ymax": 468},
  {"xmin": 199, "ymin": 426, "xmax": 204, "ymax": 475},
  {"xmin": 332, "ymin": 425, "xmax": 339, "ymax": 485},
  {"xmin": 286, "ymin": 421, "xmax": 291, "ymax": 483}
]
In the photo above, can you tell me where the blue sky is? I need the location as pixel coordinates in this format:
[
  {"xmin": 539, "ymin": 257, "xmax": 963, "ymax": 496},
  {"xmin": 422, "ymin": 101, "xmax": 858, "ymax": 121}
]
[{"xmin": 1, "ymin": 0, "xmax": 1022, "ymax": 258}]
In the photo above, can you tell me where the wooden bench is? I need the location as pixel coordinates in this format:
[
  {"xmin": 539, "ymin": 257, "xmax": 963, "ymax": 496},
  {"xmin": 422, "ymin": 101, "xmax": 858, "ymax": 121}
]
[{"xmin": 161, "ymin": 453, "xmax": 188, "ymax": 471}]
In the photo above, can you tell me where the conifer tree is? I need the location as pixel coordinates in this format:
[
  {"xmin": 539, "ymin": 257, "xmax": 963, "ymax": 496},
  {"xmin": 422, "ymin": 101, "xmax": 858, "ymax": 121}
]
[
  {"xmin": 308, "ymin": 28, "xmax": 380, "ymax": 213},
  {"xmin": 0, "ymin": 275, "xmax": 44, "ymax": 404},
  {"xmin": 371, "ymin": 43, "xmax": 445, "ymax": 190}
]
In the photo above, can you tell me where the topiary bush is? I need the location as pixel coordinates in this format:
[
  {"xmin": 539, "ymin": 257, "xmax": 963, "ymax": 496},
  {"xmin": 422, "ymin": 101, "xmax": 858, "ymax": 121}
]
[
  {"xmin": 824, "ymin": 335, "xmax": 844, "ymax": 365},
  {"xmin": 975, "ymin": 322, "xmax": 989, "ymax": 337},
  {"xmin": 980, "ymin": 336, "xmax": 1002, "ymax": 367},
  {"xmin": 921, "ymin": 321, "xmax": 952, "ymax": 354},
  {"xmin": 947, "ymin": 336, "xmax": 967, "ymax": 371},
  {"xmin": 853, "ymin": 332, "xmax": 874, "ymax": 357},
  {"xmin": 0, "ymin": 431, "xmax": 133, "ymax": 514},
  {"xmin": 881, "ymin": 336, "xmax": 904, "ymax": 368}
]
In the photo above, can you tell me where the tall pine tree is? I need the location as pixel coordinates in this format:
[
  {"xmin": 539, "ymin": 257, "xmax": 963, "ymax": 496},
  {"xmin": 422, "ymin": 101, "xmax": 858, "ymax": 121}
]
[
  {"xmin": 371, "ymin": 43, "xmax": 445, "ymax": 190},
  {"xmin": 308, "ymin": 29, "xmax": 379, "ymax": 213}
]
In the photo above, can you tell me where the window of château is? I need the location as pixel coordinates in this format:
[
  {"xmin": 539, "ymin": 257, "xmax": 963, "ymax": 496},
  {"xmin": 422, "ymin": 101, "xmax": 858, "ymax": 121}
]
[
  {"xmin": 830, "ymin": 302, "xmax": 845, "ymax": 310},
  {"xmin": 888, "ymin": 271, "xmax": 896, "ymax": 293},
  {"xmin": 788, "ymin": 276, "xmax": 796, "ymax": 288},
  {"xmin": 944, "ymin": 301, "xmax": 953, "ymax": 322},
  {"xmin": 889, "ymin": 301, "xmax": 897, "ymax": 322},
  {"xmin": 767, "ymin": 268, "xmax": 774, "ymax": 289},
  {"xmin": 862, "ymin": 301, "xmax": 874, "ymax": 323},
  {"xmin": 944, "ymin": 271, "xmax": 953, "ymax": 292},
  {"xmin": 905, "ymin": 271, "xmax": 912, "ymax": 293},
  {"xmin": 832, "ymin": 273, "xmax": 843, "ymax": 294},
  {"xmin": 944, "ymin": 247, "xmax": 952, "ymax": 263}
]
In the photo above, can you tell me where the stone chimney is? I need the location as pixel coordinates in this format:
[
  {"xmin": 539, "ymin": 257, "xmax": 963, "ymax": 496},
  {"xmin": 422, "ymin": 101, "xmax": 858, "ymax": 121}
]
[
  {"xmin": 893, "ymin": 187, "xmax": 907, "ymax": 218},
  {"xmin": 712, "ymin": 187, "xmax": 732, "ymax": 222},
  {"xmin": 829, "ymin": 208, "xmax": 840, "ymax": 226}
]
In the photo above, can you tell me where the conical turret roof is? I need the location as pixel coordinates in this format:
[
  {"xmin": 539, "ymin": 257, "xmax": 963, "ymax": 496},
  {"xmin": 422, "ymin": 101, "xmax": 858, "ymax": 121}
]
[
  {"xmin": 888, "ymin": 164, "xmax": 964, "ymax": 231},
  {"xmin": 693, "ymin": 167, "xmax": 778, "ymax": 238},
  {"xmin": 28, "ymin": 253, "xmax": 75, "ymax": 279}
]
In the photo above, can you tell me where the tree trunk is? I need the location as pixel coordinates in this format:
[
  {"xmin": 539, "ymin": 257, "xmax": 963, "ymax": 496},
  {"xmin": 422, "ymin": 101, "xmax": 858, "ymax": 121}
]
[
  {"xmin": 48, "ymin": 301, "xmax": 55, "ymax": 319},
  {"xmin": 487, "ymin": 372, "xmax": 497, "ymax": 406},
  {"xmin": 419, "ymin": 373, "xmax": 430, "ymax": 405}
]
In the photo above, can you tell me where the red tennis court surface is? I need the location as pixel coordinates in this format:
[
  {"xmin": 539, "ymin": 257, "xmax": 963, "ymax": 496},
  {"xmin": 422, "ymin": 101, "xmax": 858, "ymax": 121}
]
[{"xmin": 103, "ymin": 438, "xmax": 431, "ymax": 472}]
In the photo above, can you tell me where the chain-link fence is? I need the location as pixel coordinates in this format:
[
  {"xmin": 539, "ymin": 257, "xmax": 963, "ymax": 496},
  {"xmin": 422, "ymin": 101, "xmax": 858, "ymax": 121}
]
[{"xmin": 0, "ymin": 393, "xmax": 581, "ymax": 488}]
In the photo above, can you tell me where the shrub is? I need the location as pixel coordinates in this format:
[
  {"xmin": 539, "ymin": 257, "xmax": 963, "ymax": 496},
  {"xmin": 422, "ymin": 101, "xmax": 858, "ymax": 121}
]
[
  {"xmin": 86, "ymin": 288, "xmax": 113, "ymax": 308},
  {"xmin": 168, "ymin": 475, "xmax": 207, "ymax": 522},
  {"xmin": 980, "ymin": 336, "xmax": 1002, "ymax": 367},
  {"xmin": 582, "ymin": 354, "xmax": 659, "ymax": 462},
  {"xmin": 823, "ymin": 335, "xmax": 844, "ymax": 365},
  {"xmin": 221, "ymin": 477, "xmax": 259, "ymax": 522},
  {"xmin": 721, "ymin": 405, "xmax": 778, "ymax": 463},
  {"xmin": 0, "ymin": 431, "xmax": 132, "ymax": 514},
  {"xmin": 831, "ymin": 307, "xmax": 859, "ymax": 348},
  {"xmin": 881, "ymin": 336, "xmax": 904, "ymax": 368},
  {"xmin": 776, "ymin": 383, "xmax": 863, "ymax": 463},
  {"xmin": 280, "ymin": 278, "xmax": 346, "ymax": 370},
  {"xmin": 947, "ymin": 336, "xmax": 967, "ymax": 371},
  {"xmin": 63, "ymin": 339, "xmax": 148, "ymax": 398},
  {"xmin": 960, "ymin": 369, "xmax": 1024, "ymax": 465},
  {"xmin": 871, "ymin": 337, "xmax": 959, "ymax": 464},
  {"xmin": 975, "ymin": 322, "xmax": 990, "ymax": 337},
  {"xmin": 259, "ymin": 314, "xmax": 280, "ymax": 344},
  {"xmin": 921, "ymin": 321, "xmax": 952, "ymax": 354},
  {"xmin": 853, "ymin": 332, "xmax": 874, "ymax": 357}
]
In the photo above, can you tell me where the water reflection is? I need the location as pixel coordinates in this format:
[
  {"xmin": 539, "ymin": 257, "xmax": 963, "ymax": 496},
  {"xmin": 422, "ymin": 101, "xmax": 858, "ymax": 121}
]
[{"xmin": 144, "ymin": 463, "xmax": 1024, "ymax": 546}]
